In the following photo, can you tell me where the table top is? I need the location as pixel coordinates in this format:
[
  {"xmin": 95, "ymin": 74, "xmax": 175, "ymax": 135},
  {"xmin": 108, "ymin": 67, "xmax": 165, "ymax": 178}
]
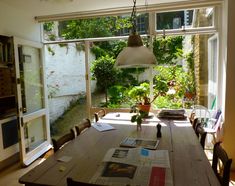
[{"xmin": 19, "ymin": 112, "xmax": 220, "ymax": 186}]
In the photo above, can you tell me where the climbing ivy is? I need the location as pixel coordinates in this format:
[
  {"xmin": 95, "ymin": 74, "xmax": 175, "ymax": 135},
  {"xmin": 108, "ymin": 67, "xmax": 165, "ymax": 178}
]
[{"xmin": 153, "ymin": 36, "xmax": 184, "ymax": 65}]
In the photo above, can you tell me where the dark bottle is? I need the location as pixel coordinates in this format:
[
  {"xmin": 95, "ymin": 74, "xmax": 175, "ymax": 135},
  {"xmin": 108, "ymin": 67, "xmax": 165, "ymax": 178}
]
[{"xmin": 157, "ymin": 123, "xmax": 162, "ymax": 138}]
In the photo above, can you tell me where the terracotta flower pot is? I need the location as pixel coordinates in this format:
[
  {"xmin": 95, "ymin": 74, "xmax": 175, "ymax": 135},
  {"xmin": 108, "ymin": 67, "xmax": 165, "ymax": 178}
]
[{"xmin": 138, "ymin": 104, "xmax": 151, "ymax": 116}]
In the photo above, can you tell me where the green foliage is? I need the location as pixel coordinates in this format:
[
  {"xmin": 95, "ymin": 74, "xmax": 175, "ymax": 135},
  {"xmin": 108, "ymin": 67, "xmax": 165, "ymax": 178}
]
[
  {"xmin": 128, "ymin": 82, "xmax": 150, "ymax": 104},
  {"xmin": 90, "ymin": 45, "xmax": 107, "ymax": 59},
  {"xmin": 185, "ymin": 52, "xmax": 195, "ymax": 93},
  {"xmin": 107, "ymin": 85, "xmax": 127, "ymax": 105},
  {"xmin": 154, "ymin": 96, "xmax": 182, "ymax": 109},
  {"xmin": 47, "ymin": 46, "xmax": 55, "ymax": 56},
  {"xmin": 153, "ymin": 65, "xmax": 192, "ymax": 108},
  {"xmin": 48, "ymin": 34, "xmax": 56, "ymax": 41},
  {"xmin": 91, "ymin": 55, "xmax": 118, "ymax": 103},
  {"xmin": 43, "ymin": 22, "xmax": 55, "ymax": 32},
  {"xmin": 60, "ymin": 16, "xmax": 131, "ymax": 40},
  {"xmin": 153, "ymin": 36, "xmax": 184, "ymax": 65}
]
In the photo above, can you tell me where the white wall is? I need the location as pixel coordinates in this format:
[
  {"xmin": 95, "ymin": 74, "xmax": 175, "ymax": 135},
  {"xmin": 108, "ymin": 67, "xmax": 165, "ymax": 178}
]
[
  {"xmin": 45, "ymin": 43, "xmax": 96, "ymax": 122},
  {"xmin": 223, "ymin": 0, "xmax": 235, "ymax": 170}
]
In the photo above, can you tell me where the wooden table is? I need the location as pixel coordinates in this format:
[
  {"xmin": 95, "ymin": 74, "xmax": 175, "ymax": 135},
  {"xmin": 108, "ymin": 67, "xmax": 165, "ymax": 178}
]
[{"xmin": 19, "ymin": 112, "xmax": 220, "ymax": 186}]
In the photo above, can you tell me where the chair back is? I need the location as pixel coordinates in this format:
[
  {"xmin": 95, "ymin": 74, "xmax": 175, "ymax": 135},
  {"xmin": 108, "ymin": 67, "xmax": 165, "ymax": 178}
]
[
  {"xmin": 192, "ymin": 117, "xmax": 199, "ymax": 131},
  {"xmin": 94, "ymin": 109, "xmax": 106, "ymax": 122},
  {"xmin": 75, "ymin": 119, "xmax": 91, "ymax": 135},
  {"xmin": 191, "ymin": 105, "xmax": 211, "ymax": 125},
  {"xmin": 67, "ymin": 177, "xmax": 107, "ymax": 186},
  {"xmin": 212, "ymin": 142, "xmax": 232, "ymax": 186},
  {"xmin": 195, "ymin": 123, "xmax": 207, "ymax": 149},
  {"xmin": 52, "ymin": 131, "xmax": 75, "ymax": 152}
]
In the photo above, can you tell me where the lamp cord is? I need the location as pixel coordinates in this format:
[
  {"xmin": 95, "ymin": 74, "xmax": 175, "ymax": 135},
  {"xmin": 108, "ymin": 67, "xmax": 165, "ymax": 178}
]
[{"xmin": 131, "ymin": 0, "xmax": 137, "ymax": 33}]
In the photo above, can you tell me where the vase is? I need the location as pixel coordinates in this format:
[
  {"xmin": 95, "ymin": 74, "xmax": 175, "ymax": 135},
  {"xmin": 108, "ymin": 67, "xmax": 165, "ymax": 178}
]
[{"xmin": 137, "ymin": 123, "xmax": 142, "ymax": 131}]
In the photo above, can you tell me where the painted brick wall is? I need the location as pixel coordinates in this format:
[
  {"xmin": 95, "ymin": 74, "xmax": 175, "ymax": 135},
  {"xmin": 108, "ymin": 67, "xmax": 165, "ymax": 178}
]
[{"xmin": 45, "ymin": 43, "xmax": 96, "ymax": 123}]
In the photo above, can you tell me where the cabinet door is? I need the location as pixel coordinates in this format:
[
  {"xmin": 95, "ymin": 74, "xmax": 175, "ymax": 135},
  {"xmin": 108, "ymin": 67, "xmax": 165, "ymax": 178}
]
[{"xmin": 13, "ymin": 37, "xmax": 51, "ymax": 166}]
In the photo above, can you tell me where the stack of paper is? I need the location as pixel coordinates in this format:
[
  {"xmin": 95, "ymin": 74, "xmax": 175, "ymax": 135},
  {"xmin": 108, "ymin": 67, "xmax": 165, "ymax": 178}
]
[{"xmin": 157, "ymin": 109, "xmax": 186, "ymax": 119}]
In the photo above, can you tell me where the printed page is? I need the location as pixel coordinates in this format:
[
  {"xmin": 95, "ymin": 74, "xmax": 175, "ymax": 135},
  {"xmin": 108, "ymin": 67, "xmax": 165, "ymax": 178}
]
[
  {"xmin": 90, "ymin": 148, "xmax": 173, "ymax": 185},
  {"xmin": 120, "ymin": 137, "xmax": 160, "ymax": 150}
]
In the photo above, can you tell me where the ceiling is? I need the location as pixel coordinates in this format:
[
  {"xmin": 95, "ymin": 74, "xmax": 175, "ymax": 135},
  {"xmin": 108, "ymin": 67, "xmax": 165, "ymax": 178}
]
[{"xmin": 0, "ymin": 0, "xmax": 214, "ymax": 17}]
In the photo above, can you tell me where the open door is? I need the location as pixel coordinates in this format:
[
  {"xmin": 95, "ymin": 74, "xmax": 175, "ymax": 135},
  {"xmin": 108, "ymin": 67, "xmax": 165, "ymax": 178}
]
[{"xmin": 13, "ymin": 37, "xmax": 51, "ymax": 166}]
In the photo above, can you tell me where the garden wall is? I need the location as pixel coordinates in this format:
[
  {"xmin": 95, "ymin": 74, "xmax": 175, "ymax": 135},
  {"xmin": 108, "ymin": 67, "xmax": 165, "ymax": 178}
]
[{"xmin": 45, "ymin": 43, "xmax": 96, "ymax": 123}]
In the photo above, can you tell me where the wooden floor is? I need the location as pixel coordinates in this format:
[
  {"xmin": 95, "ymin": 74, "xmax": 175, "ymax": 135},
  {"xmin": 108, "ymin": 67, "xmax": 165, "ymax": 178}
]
[
  {"xmin": 0, "ymin": 149, "xmax": 234, "ymax": 186},
  {"xmin": 0, "ymin": 150, "xmax": 54, "ymax": 186},
  {"xmin": 0, "ymin": 158, "xmax": 44, "ymax": 186}
]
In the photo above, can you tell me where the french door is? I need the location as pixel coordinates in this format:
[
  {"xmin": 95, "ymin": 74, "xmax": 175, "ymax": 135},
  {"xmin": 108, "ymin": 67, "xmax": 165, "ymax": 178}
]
[{"xmin": 13, "ymin": 37, "xmax": 51, "ymax": 166}]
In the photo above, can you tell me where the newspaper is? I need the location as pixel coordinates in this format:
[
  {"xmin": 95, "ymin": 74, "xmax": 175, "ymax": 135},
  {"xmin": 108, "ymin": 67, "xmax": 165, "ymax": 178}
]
[
  {"xmin": 90, "ymin": 148, "xmax": 173, "ymax": 186},
  {"xmin": 120, "ymin": 137, "xmax": 160, "ymax": 150}
]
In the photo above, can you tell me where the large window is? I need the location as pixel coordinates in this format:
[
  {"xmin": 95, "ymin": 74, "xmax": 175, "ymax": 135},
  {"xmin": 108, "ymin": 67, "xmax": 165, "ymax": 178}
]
[{"xmin": 42, "ymin": 4, "xmax": 221, "ymax": 139}]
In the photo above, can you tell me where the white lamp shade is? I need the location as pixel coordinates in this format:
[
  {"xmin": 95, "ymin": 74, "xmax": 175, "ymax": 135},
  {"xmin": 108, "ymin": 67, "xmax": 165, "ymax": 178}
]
[{"xmin": 115, "ymin": 46, "xmax": 157, "ymax": 68}]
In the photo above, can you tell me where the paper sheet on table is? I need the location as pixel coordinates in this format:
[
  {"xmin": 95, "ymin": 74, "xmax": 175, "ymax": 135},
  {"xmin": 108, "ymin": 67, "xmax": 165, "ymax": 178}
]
[
  {"xmin": 92, "ymin": 122, "xmax": 115, "ymax": 132},
  {"xmin": 57, "ymin": 156, "xmax": 72, "ymax": 162}
]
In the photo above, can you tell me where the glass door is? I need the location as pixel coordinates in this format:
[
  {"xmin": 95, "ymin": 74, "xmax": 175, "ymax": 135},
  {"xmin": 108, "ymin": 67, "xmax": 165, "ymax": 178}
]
[{"xmin": 13, "ymin": 37, "xmax": 51, "ymax": 166}]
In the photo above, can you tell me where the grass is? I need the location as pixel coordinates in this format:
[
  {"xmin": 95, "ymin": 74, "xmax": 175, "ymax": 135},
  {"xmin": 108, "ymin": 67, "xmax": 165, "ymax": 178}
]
[{"xmin": 50, "ymin": 92, "xmax": 105, "ymax": 139}]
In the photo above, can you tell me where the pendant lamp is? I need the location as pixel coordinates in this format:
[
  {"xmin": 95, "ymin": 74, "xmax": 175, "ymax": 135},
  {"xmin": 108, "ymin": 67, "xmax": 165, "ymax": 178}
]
[{"xmin": 115, "ymin": 0, "xmax": 156, "ymax": 68}]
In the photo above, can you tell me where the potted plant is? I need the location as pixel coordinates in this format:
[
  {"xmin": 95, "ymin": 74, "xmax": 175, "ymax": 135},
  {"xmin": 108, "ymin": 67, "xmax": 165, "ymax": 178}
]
[
  {"xmin": 128, "ymin": 82, "xmax": 152, "ymax": 115},
  {"xmin": 128, "ymin": 81, "xmax": 169, "ymax": 129}
]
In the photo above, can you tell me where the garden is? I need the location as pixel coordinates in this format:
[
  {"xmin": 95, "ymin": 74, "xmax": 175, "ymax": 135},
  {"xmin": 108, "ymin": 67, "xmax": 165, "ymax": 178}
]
[{"xmin": 90, "ymin": 35, "xmax": 196, "ymax": 110}]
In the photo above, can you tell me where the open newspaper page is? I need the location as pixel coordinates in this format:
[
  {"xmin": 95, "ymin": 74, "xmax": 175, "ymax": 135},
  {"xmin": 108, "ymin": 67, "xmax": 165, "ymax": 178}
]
[
  {"xmin": 120, "ymin": 137, "xmax": 160, "ymax": 150},
  {"xmin": 90, "ymin": 148, "xmax": 173, "ymax": 186}
]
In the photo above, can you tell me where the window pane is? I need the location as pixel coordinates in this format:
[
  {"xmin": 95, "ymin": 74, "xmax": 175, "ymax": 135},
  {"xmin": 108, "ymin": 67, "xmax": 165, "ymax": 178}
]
[
  {"xmin": 18, "ymin": 45, "xmax": 44, "ymax": 114},
  {"xmin": 43, "ymin": 13, "xmax": 148, "ymax": 41},
  {"xmin": 156, "ymin": 7, "xmax": 214, "ymax": 30},
  {"xmin": 24, "ymin": 116, "xmax": 47, "ymax": 153}
]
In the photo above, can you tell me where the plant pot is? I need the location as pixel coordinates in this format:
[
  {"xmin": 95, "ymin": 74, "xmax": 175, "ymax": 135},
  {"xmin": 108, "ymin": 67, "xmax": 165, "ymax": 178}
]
[
  {"xmin": 184, "ymin": 92, "xmax": 195, "ymax": 100},
  {"xmin": 138, "ymin": 104, "xmax": 151, "ymax": 116}
]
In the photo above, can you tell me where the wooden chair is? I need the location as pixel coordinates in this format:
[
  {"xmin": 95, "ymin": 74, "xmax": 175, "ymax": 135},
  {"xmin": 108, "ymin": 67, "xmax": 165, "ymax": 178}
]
[
  {"xmin": 52, "ymin": 131, "xmax": 75, "ymax": 152},
  {"xmin": 212, "ymin": 142, "xmax": 232, "ymax": 186},
  {"xmin": 75, "ymin": 119, "xmax": 91, "ymax": 135},
  {"xmin": 94, "ymin": 109, "xmax": 106, "ymax": 122},
  {"xmin": 67, "ymin": 177, "xmax": 107, "ymax": 186},
  {"xmin": 192, "ymin": 117, "xmax": 199, "ymax": 131},
  {"xmin": 195, "ymin": 123, "xmax": 207, "ymax": 150}
]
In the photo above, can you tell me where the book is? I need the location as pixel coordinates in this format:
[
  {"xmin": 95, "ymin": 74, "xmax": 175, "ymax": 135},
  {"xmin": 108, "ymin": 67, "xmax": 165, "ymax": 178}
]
[{"xmin": 120, "ymin": 137, "xmax": 160, "ymax": 150}]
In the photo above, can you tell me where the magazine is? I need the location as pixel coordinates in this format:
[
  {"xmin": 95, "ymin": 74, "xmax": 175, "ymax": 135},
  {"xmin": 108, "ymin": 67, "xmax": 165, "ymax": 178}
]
[
  {"xmin": 90, "ymin": 148, "xmax": 173, "ymax": 186},
  {"xmin": 119, "ymin": 137, "xmax": 160, "ymax": 150}
]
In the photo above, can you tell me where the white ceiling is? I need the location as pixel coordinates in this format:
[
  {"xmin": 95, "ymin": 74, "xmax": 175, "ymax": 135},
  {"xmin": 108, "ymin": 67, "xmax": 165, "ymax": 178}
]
[{"xmin": 0, "ymin": 0, "xmax": 216, "ymax": 17}]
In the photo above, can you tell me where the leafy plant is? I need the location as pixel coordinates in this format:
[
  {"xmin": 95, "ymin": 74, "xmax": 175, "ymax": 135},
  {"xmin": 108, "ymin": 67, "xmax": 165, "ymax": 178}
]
[
  {"xmin": 107, "ymin": 85, "xmax": 127, "ymax": 105},
  {"xmin": 128, "ymin": 82, "xmax": 151, "ymax": 105},
  {"xmin": 91, "ymin": 55, "xmax": 118, "ymax": 103},
  {"xmin": 43, "ymin": 22, "xmax": 55, "ymax": 32},
  {"xmin": 153, "ymin": 36, "xmax": 184, "ymax": 65}
]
